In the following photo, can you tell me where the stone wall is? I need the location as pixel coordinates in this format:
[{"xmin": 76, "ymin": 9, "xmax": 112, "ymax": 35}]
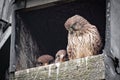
[{"xmin": 14, "ymin": 54, "xmax": 105, "ymax": 80}]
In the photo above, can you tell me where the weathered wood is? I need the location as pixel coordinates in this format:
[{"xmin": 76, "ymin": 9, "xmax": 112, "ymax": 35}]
[
  {"xmin": 0, "ymin": 26, "xmax": 11, "ymax": 49},
  {"xmin": 0, "ymin": 0, "xmax": 4, "ymax": 18},
  {"xmin": 14, "ymin": 54, "xmax": 105, "ymax": 80},
  {"xmin": 14, "ymin": 16, "xmax": 40, "ymax": 70},
  {"xmin": 0, "ymin": 0, "xmax": 12, "ymax": 50},
  {"xmin": 16, "ymin": 0, "xmax": 75, "ymax": 11},
  {"xmin": 26, "ymin": 0, "xmax": 62, "ymax": 8},
  {"xmin": 2, "ymin": 0, "xmax": 10, "ymax": 21}
]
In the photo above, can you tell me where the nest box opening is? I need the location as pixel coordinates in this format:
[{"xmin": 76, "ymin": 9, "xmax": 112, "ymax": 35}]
[{"xmin": 15, "ymin": 0, "xmax": 106, "ymax": 70}]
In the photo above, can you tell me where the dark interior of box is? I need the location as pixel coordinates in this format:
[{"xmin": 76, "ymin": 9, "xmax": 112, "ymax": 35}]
[
  {"xmin": 0, "ymin": 37, "xmax": 10, "ymax": 79},
  {"xmin": 16, "ymin": 0, "xmax": 106, "ymax": 70}
]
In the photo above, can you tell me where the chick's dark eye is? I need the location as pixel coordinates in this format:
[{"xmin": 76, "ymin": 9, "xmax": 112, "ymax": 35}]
[
  {"xmin": 56, "ymin": 55, "xmax": 60, "ymax": 58},
  {"xmin": 36, "ymin": 62, "xmax": 43, "ymax": 66}
]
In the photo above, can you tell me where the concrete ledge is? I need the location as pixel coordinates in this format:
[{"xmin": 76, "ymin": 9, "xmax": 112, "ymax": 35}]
[{"xmin": 14, "ymin": 54, "xmax": 105, "ymax": 80}]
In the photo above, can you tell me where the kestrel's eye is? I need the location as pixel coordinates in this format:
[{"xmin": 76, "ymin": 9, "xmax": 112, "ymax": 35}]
[
  {"xmin": 72, "ymin": 22, "xmax": 77, "ymax": 27},
  {"xmin": 36, "ymin": 62, "xmax": 43, "ymax": 66},
  {"xmin": 72, "ymin": 22, "xmax": 82, "ymax": 31},
  {"xmin": 71, "ymin": 23, "xmax": 78, "ymax": 30},
  {"xmin": 56, "ymin": 55, "xmax": 60, "ymax": 58},
  {"xmin": 49, "ymin": 60, "xmax": 54, "ymax": 64}
]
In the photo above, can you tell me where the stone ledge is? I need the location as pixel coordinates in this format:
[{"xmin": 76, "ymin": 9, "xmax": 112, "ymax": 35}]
[{"xmin": 14, "ymin": 54, "xmax": 105, "ymax": 80}]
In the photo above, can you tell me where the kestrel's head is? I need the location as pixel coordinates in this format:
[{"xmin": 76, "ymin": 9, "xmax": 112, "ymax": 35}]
[
  {"xmin": 36, "ymin": 54, "xmax": 54, "ymax": 66},
  {"xmin": 55, "ymin": 49, "xmax": 68, "ymax": 63},
  {"xmin": 64, "ymin": 15, "xmax": 89, "ymax": 32}
]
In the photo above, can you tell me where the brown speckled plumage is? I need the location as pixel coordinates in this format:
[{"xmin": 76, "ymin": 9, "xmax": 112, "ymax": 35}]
[
  {"xmin": 36, "ymin": 54, "xmax": 54, "ymax": 66},
  {"xmin": 65, "ymin": 15, "xmax": 102, "ymax": 60},
  {"xmin": 55, "ymin": 49, "xmax": 68, "ymax": 63}
]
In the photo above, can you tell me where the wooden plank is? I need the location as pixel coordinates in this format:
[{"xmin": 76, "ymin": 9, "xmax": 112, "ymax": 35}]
[
  {"xmin": 26, "ymin": 0, "xmax": 60, "ymax": 8},
  {"xmin": 2, "ymin": 0, "xmax": 10, "ymax": 21},
  {"xmin": 17, "ymin": 0, "xmax": 75, "ymax": 12},
  {"xmin": 14, "ymin": 54, "xmax": 105, "ymax": 80},
  {"xmin": 0, "ymin": 0, "xmax": 4, "ymax": 18},
  {"xmin": 0, "ymin": 26, "xmax": 11, "ymax": 49}
]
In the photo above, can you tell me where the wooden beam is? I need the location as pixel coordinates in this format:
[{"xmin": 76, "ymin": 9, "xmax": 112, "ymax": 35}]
[
  {"xmin": 14, "ymin": 54, "xmax": 105, "ymax": 80},
  {"xmin": 16, "ymin": 0, "xmax": 75, "ymax": 11},
  {"xmin": 26, "ymin": 0, "xmax": 61, "ymax": 8},
  {"xmin": 0, "ymin": 0, "xmax": 4, "ymax": 18},
  {"xmin": 0, "ymin": 26, "xmax": 11, "ymax": 49}
]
